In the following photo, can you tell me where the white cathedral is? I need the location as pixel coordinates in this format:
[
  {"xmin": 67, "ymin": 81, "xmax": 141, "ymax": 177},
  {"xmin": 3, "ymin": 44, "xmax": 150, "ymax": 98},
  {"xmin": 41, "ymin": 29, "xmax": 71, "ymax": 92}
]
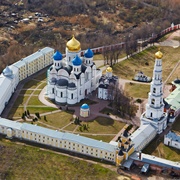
[{"xmin": 47, "ymin": 36, "xmax": 102, "ymax": 104}]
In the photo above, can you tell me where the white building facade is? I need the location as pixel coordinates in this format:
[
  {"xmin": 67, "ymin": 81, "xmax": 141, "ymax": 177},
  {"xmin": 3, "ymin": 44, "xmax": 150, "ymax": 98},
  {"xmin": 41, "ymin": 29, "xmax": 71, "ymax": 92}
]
[
  {"xmin": 98, "ymin": 67, "xmax": 118, "ymax": 100},
  {"xmin": 141, "ymin": 50, "xmax": 168, "ymax": 134},
  {"xmin": 164, "ymin": 131, "xmax": 180, "ymax": 150},
  {"xmin": 47, "ymin": 36, "xmax": 102, "ymax": 105},
  {"xmin": 0, "ymin": 47, "xmax": 54, "ymax": 115}
]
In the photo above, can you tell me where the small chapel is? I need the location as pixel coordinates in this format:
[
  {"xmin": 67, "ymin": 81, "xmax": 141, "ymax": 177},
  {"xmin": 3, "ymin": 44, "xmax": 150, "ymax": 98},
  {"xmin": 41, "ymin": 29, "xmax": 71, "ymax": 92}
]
[{"xmin": 47, "ymin": 36, "xmax": 102, "ymax": 104}]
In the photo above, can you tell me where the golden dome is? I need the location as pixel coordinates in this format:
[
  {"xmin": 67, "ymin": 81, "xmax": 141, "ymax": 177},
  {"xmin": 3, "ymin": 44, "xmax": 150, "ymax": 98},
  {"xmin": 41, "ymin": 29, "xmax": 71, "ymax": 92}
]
[
  {"xmin": 106, "ymin": 67, "xmax": 113, "ymax": 73},
  {"xmin": 66, "ymin": 35, "xmax": 81, "ymax": 52},
  {"xmin": 155, "ymin": 50, "xmax": 163, "ymax": 59}
]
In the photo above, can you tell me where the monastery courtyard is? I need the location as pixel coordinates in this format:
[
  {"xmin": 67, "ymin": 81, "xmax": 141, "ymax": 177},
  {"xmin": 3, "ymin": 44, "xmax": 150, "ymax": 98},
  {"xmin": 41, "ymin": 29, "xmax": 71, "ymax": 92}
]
[{"xmin": 1, "ymin": 30, "xmax": 180, "ymax": 167}]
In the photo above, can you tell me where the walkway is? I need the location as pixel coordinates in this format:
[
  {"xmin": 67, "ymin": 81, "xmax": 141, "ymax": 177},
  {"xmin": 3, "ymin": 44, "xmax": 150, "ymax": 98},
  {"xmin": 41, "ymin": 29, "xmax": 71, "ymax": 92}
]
[{"xmin": 159, "ymin": 29, "xmax": 180, "ymax": 48}]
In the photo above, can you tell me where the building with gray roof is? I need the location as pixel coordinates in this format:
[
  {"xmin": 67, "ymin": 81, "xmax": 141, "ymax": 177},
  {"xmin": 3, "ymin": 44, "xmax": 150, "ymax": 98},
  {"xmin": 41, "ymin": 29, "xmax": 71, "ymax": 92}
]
[{"xmin": 164, "ymin": 131, "xmax": 180, "ymax": 150}]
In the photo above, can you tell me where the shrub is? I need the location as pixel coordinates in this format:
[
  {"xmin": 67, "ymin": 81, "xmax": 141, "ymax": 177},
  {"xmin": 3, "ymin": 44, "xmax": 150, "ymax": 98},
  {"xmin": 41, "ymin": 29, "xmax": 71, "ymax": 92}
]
[
  {"xmin": 35, "ymin": 112, "xmax": 40, "ymax": 119},
  {"xmin": 136, "ymin": 98, "xmax": 142, "ymax": 103}
]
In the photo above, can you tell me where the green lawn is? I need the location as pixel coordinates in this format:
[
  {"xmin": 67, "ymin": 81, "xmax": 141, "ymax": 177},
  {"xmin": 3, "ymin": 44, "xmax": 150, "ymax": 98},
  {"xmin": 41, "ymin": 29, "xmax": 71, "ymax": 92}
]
[
  {"xmin": 33, "ymin": 71, "xmax": 47, "ymax": 81},
  {"xmin": 168, "ymin": 63, "xmax": 180, "ymax": 83},
  {"xmin": 32, "ymin": 90, "xmax": 41, "ymax": 95},
  {"xmin": 63, "ymin": 123, "xmax": 77, "ymax": 131},
  {"xmin": 144, "ymin": 139, "xmax": 180, "ymax": 162},
  {"xmin": 0, "ymin": 138, "xmax": 120, "ymax": 180},
  {"xmin": 26, "ymin": 107, "xmax": 58, "ymax": 114},
  {"xmin": 8, "ymin": 107, "xmax": 59, "ymax": 120},
  {"xmin": 158, "ymin": 33, "xmax": 172, "ymax": 42},
  {"xmin": 13, "ymin": 96, "xmax": 29, "ymax": 107},
  {"xmin": 173, "ymin": 36, "xmax": 180, "ymax": 41},
  {"xmin": 113, "ymin": 46, "xmax": 180, "ymax": 81},
  {"xmin": 76, "ymin": 117, "xmax": 125, "ymax": 134},
  {"xmin": 38, "ymin": 82, "xmax": 46, "ymax": 89},
  {"xmin": 39, "ymin": 111, "xmax": 74, "ymax": 129},
  {"xmin": 28, "ymin": 96, "xmax": 44, "ymax": 106},
  {"xmin": 20, "ymin": 90, "xmax": 33, "ymax": 95},
  {"xmin": 8, "ymin": 107, "xmax": 24, "ymax": 119},
  {"xmin": 124, "ymin": 83, "xmax": 150, "ymax": 98}
]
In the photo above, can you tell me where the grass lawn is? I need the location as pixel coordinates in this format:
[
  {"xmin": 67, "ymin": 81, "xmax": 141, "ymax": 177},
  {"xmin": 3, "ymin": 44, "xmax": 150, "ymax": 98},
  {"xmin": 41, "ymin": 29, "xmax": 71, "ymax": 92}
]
[
  {"xmin": 0, "ymin": 138, "xmax": 119, "ymax": 180},
  {"xmin": 124, "ymin": 83, "xmax": 150, "ymax": 98},
  {"xmin": 33, "ymin": 90, "xmax": 41, "ymax": 95},
  {"xmin": 144, "ymin": 139, "xmax": 180, "ymax": 162},
  {"xmin": 63, "ymin": 123, "xmax": 77, "ymax": 131},
  {"xmin": 39, "ymin": 111, "xmax": 74, "ymax": 129},
  {"xmin": 38, "ymin": 82, "xmax": 46, "ymax": 89},
  {"xmin": 158, "ymin": 33, "xmax": 172, "ymax": 42},
  {"xmin": 168, "ymin": 62, "xmax": 180, "ymax": 83},
  {"xmin": 33, "ymin": 71, "xmax": 47, "ymax": 81},
  {"xmin": 20, "ymin": 90, "xmax": 33, "ymax": 95},
  {"xmin": 82, "ymin": 134, "xmax": 115, "ymax": 143},
  {"xmin": 113, "ymin": 46, "xmax": 180, "ymax": 81},
  {"xmin": 26, "ymin": 107, "xmax": 57, "ymax": 114},
  {"xmin": 76, "ymin": 117, "xmax": 125, "ymax": 134},
  {"xmin": 28, "ymin": 96, "xmax": 44, "ymax": 106},
  {"xmin": 8, "ymin": 107, "xmax": 24, "ymax": 119},
  {"xmin": 173, "ymin": 36, "xmax": 180, "ymax": 41},
  {"xmin": 23, "ymin": 80, "xmax": 42, "ymax": 89},
  {"xmin": 13, "ymin": 96, "xmax": 29, "ymax": 107}
]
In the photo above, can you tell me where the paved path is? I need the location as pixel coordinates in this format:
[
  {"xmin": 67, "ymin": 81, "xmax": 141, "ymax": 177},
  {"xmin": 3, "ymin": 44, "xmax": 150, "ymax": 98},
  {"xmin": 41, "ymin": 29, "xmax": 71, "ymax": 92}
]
[{"xmin": 158, "ymin": 29, "xmax": 180, "ymax": 48}]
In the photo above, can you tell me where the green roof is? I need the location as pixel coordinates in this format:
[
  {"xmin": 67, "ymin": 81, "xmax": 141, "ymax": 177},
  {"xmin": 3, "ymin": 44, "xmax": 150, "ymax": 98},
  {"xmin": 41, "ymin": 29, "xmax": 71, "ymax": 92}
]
[{"xmin": 165, "ymin": 86, "xmax": 180, "ymax": 111}]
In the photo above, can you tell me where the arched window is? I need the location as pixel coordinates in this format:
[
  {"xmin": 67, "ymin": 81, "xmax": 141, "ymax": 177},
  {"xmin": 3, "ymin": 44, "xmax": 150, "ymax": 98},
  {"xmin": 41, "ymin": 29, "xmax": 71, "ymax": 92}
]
[
  {"xmin": 150, "ymin": 112, "xmax": 153, "ymax": 117},
  {"xmin": 71, "ymin": 93, "xmax": 73, "ymax": 99},
  {"xmin": 61, "ymin": 92, "xmax": 63, "ymax": 97},
  {"xmin": 151, "ymin": 98, "xmax": 155, "ymax": 105},
  {"xmin": 153, "ymin": 88, "xmax": 156, "ymax": 93},
  {"xmin": 52, "ymin": 88, "xmax": 54, "ymax": 94}
]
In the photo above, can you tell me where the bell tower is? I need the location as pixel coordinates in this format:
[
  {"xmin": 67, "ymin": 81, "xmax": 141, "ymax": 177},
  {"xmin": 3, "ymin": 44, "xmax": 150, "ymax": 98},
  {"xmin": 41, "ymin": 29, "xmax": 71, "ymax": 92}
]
[
  {"xmin": 145, "ymin": 50, "xmax": 164, "ymax": 120},
  {"xmin": 141, "ymin": 49, "xmax": 168, "ymax": 134}
]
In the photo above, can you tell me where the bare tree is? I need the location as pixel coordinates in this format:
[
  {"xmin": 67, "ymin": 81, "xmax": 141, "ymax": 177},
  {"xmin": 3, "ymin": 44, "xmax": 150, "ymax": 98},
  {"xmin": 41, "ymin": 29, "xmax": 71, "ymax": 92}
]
[{"xmin": 109, "ymin": 83, "xmax": 138, "ymax": 119}]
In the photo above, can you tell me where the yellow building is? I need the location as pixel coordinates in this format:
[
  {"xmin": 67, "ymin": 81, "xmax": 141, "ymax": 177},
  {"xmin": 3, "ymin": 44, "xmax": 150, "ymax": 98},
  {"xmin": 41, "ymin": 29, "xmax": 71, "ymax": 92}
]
[{"xmin": 116, "ymin": 130, "xmax": 135, "ymax": 165}]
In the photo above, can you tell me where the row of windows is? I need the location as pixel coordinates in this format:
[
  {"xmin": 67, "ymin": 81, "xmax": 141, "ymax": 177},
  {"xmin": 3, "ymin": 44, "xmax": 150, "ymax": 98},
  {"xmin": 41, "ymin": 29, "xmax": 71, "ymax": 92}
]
[
  {"xmin": 152, "ymin": 87, "xmax": 162, "ymax": 93},
  {"xmin": 1, "ymin": 128, "xmax": 115, "ymax": 161},
  {"xmin": 74, "ymin": 67, "xmax": 80, "ymax": 72},
  {"xmin": 22, "ymin": 131, "xmax": 114, "ymax": 157},
  {"xmin": 151, "ymin": 98, "xmax": 162, "ymax": 105}
]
